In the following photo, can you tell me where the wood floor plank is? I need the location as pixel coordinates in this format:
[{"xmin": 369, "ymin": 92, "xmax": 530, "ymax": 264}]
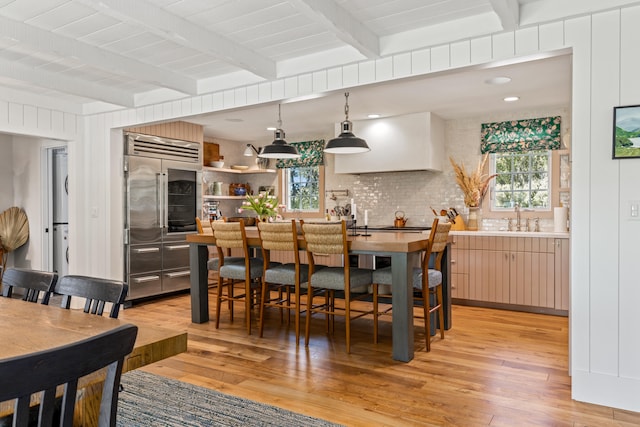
[{"xmin": 120, "ymin": 290, "xmax": 640, "ymax": 426}]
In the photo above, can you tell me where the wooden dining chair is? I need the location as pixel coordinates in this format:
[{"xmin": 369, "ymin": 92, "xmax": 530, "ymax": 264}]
[
  {"xmin": 257, "ymin": 220, "xmax": 308, "ymax": 344},
  {"xmin": 53, "ymin": 275, "xmax": 129, "ymax": 319},
  {"xmin": 212, "ymin": 220, "xmax": 278, "ymax": 334},
  {"xmin": 196, "ymin": 216, "xmax": 204, "ymax": 233},
  {"xmin": 0, "ymin": 268, "xmax": 58, "ymax": 305},
  {"xmin": 301, "ymin": 220, "xmax": 374, "ymax": 354},
  {"xmin": 0, "ymin": 323, "xmax": 138, "ymax": 427},
  {"xmin": 372, "ymin": 218, "xmax": 452, "ymax": 351},
  {"xmin": 207, "ymin": 218, "xmax": 245, "ymax": 277}
]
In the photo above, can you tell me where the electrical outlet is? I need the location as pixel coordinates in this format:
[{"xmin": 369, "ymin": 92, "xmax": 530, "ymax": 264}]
[
  {"xmin": 91, "ymin": 207, "xmax": 99, "ymax": 218},
  {"xmin": 629, "ymin": 201, "xmax": 640, "ymax": 220}
]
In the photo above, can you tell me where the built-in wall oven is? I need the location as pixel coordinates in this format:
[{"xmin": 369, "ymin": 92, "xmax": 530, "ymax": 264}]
[{"xmin": 124, "ymin": 132, "xmax": 202, "ymax": 300}]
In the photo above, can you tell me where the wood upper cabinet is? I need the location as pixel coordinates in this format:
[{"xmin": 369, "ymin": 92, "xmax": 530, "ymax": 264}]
[{"xmin": 452, "ymin": 234, "xmax": 569, "ymax": 314}]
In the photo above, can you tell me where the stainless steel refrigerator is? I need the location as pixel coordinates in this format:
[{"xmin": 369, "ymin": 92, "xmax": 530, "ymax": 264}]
[
  {"xmin": 124, "ymin": 132, "xmax": 202, "ymax": 300},
  {"xmin": 52, "ymin": 148, "xmax": 69, "ymax": 277}
]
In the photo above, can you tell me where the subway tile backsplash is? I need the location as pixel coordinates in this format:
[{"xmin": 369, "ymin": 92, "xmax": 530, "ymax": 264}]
[{"xmin": 324, "ymin": 106, "xmax": 570, "ymax": 230}]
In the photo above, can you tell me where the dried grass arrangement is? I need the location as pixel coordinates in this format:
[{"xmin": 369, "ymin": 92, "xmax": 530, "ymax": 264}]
[
  {"xmin": 449, "ymin": 154, "xmax": 497, "ymax": 207},
  {"xmin": 0, "ymin": 206, "xmax": 29, "ymax": 277}
]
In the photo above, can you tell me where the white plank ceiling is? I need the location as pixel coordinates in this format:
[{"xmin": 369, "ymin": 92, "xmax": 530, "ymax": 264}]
[{"xmin": 0, "ymin": 0, "xmax": 637, "ymax": 139}]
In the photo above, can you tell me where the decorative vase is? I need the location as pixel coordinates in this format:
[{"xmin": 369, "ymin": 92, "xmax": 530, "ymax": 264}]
[{"xmin": 467, "ymin": 207, "xmax": 482, "ymax": 231}]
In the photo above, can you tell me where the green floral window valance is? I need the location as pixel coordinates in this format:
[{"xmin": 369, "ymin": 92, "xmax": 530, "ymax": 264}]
[
  {"xmin": 276, "ymin": 139, "xmax": 324, "ymax": 168},
  {"xmin": 481, "ymin": 116, "xmax": 562, "ymax": 153}
]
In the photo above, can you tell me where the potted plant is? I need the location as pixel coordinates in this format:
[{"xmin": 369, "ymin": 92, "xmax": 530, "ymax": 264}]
[{"xmin": 238, "ymin": 193, "xmax": 282, "ymax": 222}]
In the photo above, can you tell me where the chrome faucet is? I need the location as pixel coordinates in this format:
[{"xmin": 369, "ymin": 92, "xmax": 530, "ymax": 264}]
[{"xmin": 515, "ymin": 204, "xmax": 521, "ymax": 231}]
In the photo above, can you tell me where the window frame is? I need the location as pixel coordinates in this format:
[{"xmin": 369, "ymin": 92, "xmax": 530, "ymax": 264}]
[
  {"xmin": 482, "ymin": 149, "xmax": 571, "ymax": 220},
  {"xmin": 278, "ymin": 165, "xmax": 325, "ymax": 219},
  {"xmin": 489, "ymin": 150, "xmax": 552, "ymax": 212}
]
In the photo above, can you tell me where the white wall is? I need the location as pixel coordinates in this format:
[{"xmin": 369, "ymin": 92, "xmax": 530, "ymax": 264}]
[
  {"xmin": 11, "ymin": 136, "xmax": 44, "ymax": 269},
  {"xmin": 1, "ymin": 4, "xmax": 639, "ymax": 413},
  {"xmin": 3, "ymin": 136, "xmax": 69, "ymax": 270},
  {"xmin": 0, "ymin": 134, "xmax": 14, "ymax": 210}
]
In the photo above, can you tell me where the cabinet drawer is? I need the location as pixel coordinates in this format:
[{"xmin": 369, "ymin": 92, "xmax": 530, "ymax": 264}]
[
  {"xmin": 163, "ymin": 242, "xmax": 190, "ymax": 270},
  {"xmin": 450, "ymin": 235, "xmax": 468, "ymax": 249},
  {"xmin": 163, "ymin": 269, "xmax": 191, "ymax": 292},
  {"xmin": 128, "ymin": 272, "xmax": 162, "ymax": 299},
  {"xmin": 129, "ymin": 244, "xmax": 162, "ymax": 274}
]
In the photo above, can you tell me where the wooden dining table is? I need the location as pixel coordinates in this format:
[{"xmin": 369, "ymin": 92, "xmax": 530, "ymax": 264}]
[
  {"xmin": 0, "ymin": 297, "xmax": 187, "ymax": 425},
  {"xmin": 187, "ymin": 227, "xmax": 430, "ymax": 362}
]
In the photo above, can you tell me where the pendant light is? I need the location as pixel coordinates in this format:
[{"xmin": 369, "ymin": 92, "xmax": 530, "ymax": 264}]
[
  {"xmin": 258, "ymin": 104, "xmax": 300, "ymax": 159},
  {"xmin": 324, "ymin": 92, "xmax": 370, "ymax": 154}
]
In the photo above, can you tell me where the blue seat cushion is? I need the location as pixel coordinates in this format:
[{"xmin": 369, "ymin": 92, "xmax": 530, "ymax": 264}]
[
  {"xmin": 220, "ymin": 258, "xmax": 280, "ymax": 280},
  {"xmin": 372, "ymin": 266, "xmax": 441, "ymax": 290},
  {"xmin": 307, "ymin": 267, "xmax": 371, "ymax": 293},
  {"xmin": 264, "ymin": 263, "xmax": 310, "ymax": 286},
  {"xmin": 207, "ymin": 257, "xmax": 244, "ymax": 271}
]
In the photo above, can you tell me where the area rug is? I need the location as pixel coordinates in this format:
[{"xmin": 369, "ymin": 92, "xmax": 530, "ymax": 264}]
[{"xmin": 117, "ymin": 370, "xmax": 342, "ymax": 427}]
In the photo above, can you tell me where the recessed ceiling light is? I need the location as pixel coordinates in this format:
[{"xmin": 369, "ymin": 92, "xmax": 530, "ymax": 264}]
[
  {"xmin": 486, "ymin": 76, "xmax": 512, "ymax": 85},
  {"xmin": 367, "ymin": 114, "xmax": 381, "ymax": 119},
  {"xmin": 503, "ymin": 96, "xmax": 520, "ymax": 102},
  {"xmin": 266, "ymin": 126, "xmax": 276, "ymax": 131}
]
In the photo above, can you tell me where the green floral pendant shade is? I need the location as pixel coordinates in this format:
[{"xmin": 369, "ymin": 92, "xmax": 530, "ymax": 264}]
[
  {"xmin": 276, "ymin": 140, "xmax": 324, "ymax": 168},
  {"xmin": 481, "ymin": 116, "xmax": 562, "ymax": 153}
]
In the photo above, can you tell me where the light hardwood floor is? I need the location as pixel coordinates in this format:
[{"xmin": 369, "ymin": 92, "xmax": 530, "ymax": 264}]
[{"xmin": 120, "ymin": 290, "xmax": 640, "ymax": 426}]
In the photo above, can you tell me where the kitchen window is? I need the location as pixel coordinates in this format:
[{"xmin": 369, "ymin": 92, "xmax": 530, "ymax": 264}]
[
  {"xmin": 282, "ymin": 166, "xmax": 323, "ymax": 213},
  {"xmin": 490, "ymin": 151, "xmax": 551, "ymax": 210},
  {"xmin": 276, "ymin": 140, "xmax": 325, "ymax": 217}
]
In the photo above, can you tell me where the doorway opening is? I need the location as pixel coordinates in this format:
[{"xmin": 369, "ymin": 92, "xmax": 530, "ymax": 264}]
[{"xmin": 43, "ymin": 145, "xmax": 68, "ymax": 276}]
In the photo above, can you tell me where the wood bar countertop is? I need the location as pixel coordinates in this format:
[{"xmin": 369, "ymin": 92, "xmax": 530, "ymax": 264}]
[{"xmin": 186, "ymin": 226, "xmax": 430, "ymax": 253}]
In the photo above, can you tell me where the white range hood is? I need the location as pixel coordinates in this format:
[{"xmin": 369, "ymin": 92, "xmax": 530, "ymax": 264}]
[{"xmin": 332, "ymin": 112, "xmax": 445, "ymax": 174}]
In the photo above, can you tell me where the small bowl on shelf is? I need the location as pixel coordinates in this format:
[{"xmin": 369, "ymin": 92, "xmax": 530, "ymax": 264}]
[{"xmin": 209, "ymin": 161, "xmax": 224, "ymax": 168}]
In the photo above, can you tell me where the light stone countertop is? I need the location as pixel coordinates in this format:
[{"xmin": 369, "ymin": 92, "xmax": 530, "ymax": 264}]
[{"xmin": 450, "ymin": 230, "xmax": 570, "ymax": 238}]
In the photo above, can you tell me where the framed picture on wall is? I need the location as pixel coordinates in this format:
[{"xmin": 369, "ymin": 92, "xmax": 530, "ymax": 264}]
[{"xmin": 613, "ymin": 105, "xmax": 640, "ymax": 159}]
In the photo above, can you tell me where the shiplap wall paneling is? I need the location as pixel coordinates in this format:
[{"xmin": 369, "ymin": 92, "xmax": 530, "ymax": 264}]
[
  {"xmin": 430, "ymin": 45, "xmax": 450, "ymax": 71},
  {"xmin": 411, "ymin": 49, "xmax": 431, "ymax": 74},
  {"xmin": 515, "ymin": 26, "xmax": 539, "ymax": 55},
  {"xmin": 358, "ymin": 60, "xmax": 375, "ymax": 84},
  {"xmin": 565, "ymin": 14, "xmax": 591, "ymax": 374},
  {"xmin": 539, "ymin": 21, "xmax": 565, "ymax": 51},
  {"xmin": 450, "ymin": 41, "xmax": 471, "ymax": 68},
  {"xmin": 393, "ymin": 52, "xmax": 412, "ymax": 78},
  {"xmin": 589, "ymin": 9, "xmax": 621, "ymax": 376},
  {"xmin": 492, "ymin": 32, "xmax": 515, "ymax": 59},
  {"xmin": 618, "ymin": 5, "xmax": 640, "ymax": 380},
  {"xmin": 470, "ymin": 36, "xmax": 492, "ymax": 64}
]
